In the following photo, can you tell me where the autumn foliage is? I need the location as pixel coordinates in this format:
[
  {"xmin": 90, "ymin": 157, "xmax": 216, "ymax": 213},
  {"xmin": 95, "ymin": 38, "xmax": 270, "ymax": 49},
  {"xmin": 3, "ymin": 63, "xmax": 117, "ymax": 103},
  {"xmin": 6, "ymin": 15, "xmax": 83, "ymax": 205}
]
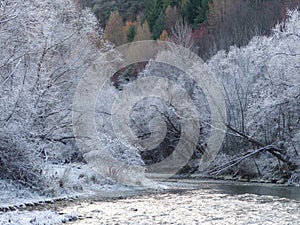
[{"xmin": 102, "ymin": 0, "xmax": 299, "ymax": 59}]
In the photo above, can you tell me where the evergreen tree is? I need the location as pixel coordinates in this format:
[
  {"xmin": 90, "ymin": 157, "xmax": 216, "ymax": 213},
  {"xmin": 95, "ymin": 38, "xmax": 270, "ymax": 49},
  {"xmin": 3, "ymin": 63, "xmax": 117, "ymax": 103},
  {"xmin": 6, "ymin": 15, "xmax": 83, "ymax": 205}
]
[
  {"xmin": 124, "ymin": 20, "xmax": 137, "ymax": 42},
  {"xmin": 127, "ymin": 25, "xmax": 137, "ymax": 42},
  {"xmin": 169, "ymin": 0, "xmax": 182, "ymax": 7},
  {"xmin": 181, "ymin": 0, "xmax": 211, "ymax": 28},
  {"xmin": 152, "ymin": 13, "xmax": 165, "ymax": 39},
  {"xmin": 181, "ymin": 0, "xmax": 200, "ymax": 25},
  {"xmin": 195, "ymin": 0, "xmax": 211, "ymax": 25},
  {"xmin": 146, "ymin": 0, "xmax": 163, "ymax": 29},
  {"xmin": 146, "ymin": 0, "xmax": 167, "ymax": 39}
]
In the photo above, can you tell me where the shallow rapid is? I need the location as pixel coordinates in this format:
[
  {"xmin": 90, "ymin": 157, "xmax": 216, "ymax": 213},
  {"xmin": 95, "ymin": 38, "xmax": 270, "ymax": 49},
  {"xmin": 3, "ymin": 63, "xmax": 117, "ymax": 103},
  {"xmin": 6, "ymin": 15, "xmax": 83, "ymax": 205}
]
[{"xmin": 61, "ymin": 180, "xmax": 300, "ymax": 225}]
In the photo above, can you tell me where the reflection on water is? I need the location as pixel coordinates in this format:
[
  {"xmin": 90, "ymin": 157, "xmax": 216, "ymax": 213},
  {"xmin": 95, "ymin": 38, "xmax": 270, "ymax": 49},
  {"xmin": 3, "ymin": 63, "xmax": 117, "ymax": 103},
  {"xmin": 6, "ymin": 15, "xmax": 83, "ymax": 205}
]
[
  {"xmin": 202, "ymin": 182, "xmax": 300, "ymax": 200},
  {"xmin": 164, "ymin": 179, "xmax": 300, "ymax": 200}
]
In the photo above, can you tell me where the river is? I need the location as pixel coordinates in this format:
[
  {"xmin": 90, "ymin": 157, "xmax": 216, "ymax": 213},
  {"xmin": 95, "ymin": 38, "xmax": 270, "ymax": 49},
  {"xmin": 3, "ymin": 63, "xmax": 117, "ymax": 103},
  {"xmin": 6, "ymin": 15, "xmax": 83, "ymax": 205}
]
[{"xmin": 59, "ymin": 179, "xmax": 300, "ymax": 225}]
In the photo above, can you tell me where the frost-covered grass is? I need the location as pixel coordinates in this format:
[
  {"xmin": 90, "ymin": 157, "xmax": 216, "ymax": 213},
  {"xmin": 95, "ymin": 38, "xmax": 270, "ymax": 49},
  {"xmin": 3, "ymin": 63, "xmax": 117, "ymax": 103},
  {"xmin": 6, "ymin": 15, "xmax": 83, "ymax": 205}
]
[
  {"xmin": 0, "ymin": 163, "xmax": 136, "ymax": 211},
  {"xmin": 0, "ymin": 163, "xmax": 160, "ymax": 225}
]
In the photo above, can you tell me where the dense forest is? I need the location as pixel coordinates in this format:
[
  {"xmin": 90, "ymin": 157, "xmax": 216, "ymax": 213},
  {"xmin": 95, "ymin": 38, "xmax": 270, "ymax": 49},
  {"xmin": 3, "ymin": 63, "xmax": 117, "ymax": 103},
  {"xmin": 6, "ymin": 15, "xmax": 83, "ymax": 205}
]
[
  {"xmin": 0, "ymin": 0, "xmax": 299, "ymax": 198},
  {"xmin": 82, "ymin": 0, "xmax": 300, "ymax": 59}
]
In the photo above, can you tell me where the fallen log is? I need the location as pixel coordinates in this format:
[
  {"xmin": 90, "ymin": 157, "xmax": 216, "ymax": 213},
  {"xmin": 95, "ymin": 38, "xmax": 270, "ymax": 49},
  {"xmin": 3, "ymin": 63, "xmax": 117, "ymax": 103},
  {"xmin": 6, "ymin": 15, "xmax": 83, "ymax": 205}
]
[{"xmin": 208, "ymin": 125, "xmax": 295, "ymax": 176}]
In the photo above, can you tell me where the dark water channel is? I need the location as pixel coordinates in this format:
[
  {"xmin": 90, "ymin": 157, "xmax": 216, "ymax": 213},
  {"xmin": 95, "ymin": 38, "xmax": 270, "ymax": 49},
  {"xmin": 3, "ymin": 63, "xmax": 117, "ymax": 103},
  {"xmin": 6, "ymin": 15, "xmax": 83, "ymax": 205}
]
[{"xmin": 184, "ymin": 179, "xmax": 300, "ymax": 200}]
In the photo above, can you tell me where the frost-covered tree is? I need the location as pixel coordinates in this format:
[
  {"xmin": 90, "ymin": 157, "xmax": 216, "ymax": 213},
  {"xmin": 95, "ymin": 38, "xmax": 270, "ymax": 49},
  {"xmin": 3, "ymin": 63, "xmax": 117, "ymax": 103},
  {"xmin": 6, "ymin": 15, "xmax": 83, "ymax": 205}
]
[
  {"xmin": 97, "ymin": 51, "xmax": 213, "ymax": 174},
  {"xmin": 209, "ymin": 9, "xmax": 300, "ymax": 181},
  {"xmin": 170, "ymin": 19, "xmax": 196, "ymax": 51},
  {"xmin": 0, "ymin": 0, "xmax": 104, "ymax": 188}
]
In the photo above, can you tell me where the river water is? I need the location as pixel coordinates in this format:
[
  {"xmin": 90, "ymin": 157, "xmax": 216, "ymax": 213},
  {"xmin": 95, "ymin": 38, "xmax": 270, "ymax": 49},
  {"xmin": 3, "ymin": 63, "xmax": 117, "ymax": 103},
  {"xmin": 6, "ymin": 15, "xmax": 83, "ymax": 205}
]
[{"xmin": 61, "ymin": 179, "xmax": 300, "ymax": 225}]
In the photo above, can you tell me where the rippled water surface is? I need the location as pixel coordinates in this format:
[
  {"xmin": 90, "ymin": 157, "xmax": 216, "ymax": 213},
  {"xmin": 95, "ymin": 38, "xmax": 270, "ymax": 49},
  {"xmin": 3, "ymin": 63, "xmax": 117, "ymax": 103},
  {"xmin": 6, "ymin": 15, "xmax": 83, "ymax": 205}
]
[{"xmin": 62, "ymin": 180, "xmax": 300, "ymax": 225}]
